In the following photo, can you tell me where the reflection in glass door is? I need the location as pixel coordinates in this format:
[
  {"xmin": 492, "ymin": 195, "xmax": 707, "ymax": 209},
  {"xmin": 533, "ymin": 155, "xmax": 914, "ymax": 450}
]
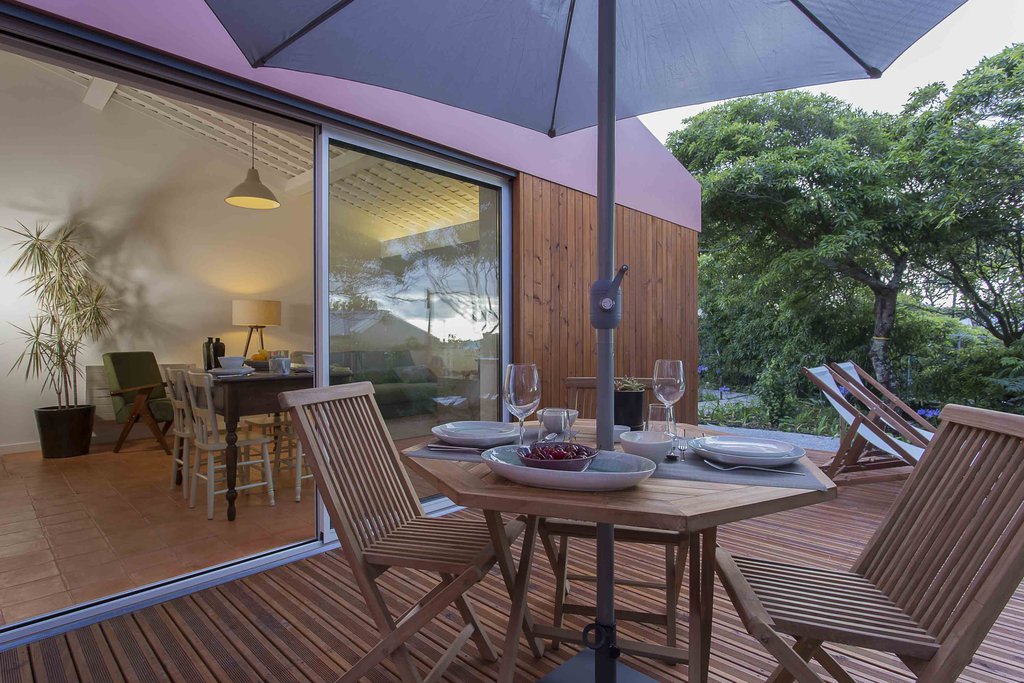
[{"xmin": 324, "ymin": 137, "xmax": 503, "ymax": 473}]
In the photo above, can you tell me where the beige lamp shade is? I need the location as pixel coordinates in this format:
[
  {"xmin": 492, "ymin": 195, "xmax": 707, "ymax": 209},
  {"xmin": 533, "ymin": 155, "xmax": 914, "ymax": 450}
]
[{"xmin": 232, "ymin": 299, "xmax": 281, "ymax": 327}]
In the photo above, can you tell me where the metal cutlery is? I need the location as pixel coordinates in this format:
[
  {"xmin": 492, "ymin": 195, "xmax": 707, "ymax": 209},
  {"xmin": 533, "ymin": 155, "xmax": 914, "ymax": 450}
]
[
  {"xmin": 702, "ymin": 460, "xmax": 805, "ymax": 476},
  {"xmin": 426, "ymin": 443, "xmax": 484, "ymax": 453}
]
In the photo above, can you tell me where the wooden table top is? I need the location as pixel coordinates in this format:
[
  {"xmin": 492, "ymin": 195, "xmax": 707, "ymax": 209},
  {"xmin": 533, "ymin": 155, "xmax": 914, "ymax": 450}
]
[{"xmin": 403, "ymin": 420, "xmax": 837, "ymax": 533}]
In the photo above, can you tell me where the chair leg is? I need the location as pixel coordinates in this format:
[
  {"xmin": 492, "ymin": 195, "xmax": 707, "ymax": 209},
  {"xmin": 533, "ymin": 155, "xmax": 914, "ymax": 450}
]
[
  {"xmin": 170, "ymin": 435, "xmax": 182, "ymax": 490},
  {"xmin": 666, "ymin": 538, "xmax": 688, "ymax": 652},
  {"xmin": 356, "ymin": 575, "xmax": 423, "ymax": 683},
  {"xmin": 206, "ymin": 452, "xmax": 216, "ymax": 520},
  {"xmin": 442, "ymin": 574, "xmax": 498, "ymax": 663},
  {"xmin": 261, "ymin": 443, "xmax": 276, "ymax": 506},
  {"xmin": 189, "ymin": 450, "xmax": 201, "ymax": 509},
  {"xmin": 550, "ymin": 535, "xmax": 570, "ymax": 650},
  {"xmin": 295, "ymin": 441, "xmax": 304, "ymax": 503},
  {"xmin": 765, "ymin": 635, "xmax": 827, "ymax": 683},
  {"xmin": 181, "ymin": 438, "xmax": 191, "ymax": 501},
  {"xmin": 138, "ymin": 403, "xmax": 171, "ymax": 454},
  {"xmin": 113, "ymin": 412, "xmax": 140, "ymax": 453}
]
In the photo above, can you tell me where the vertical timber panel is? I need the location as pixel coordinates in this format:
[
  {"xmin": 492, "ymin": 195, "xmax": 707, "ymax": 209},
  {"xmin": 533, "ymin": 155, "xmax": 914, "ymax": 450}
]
[{"xmin": 511, "ymin": 174, "xmax": 698, "ymax": 424}]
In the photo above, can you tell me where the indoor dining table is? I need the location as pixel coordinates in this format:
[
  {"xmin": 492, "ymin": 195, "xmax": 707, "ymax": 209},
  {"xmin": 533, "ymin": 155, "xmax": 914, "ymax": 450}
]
[
  {"xmin": 208, "ymin": 371, "xmax": 314, "ymax": 520},
  {"xmin": 403, "ymin": 420, "xmax": 836, "ymax": 683}
]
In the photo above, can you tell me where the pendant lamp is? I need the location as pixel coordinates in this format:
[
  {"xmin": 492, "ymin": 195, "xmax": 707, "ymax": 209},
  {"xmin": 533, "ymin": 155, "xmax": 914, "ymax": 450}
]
[{"xmin": 225, "ymin": 122, "xmax": 280, "ymax": 210}]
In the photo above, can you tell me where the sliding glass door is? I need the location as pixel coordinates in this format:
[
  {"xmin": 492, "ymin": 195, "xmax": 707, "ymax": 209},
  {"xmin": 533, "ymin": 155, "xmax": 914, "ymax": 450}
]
[{"xmin": 317, "ymin": 128, "xmax": 509, "ymax": 504}]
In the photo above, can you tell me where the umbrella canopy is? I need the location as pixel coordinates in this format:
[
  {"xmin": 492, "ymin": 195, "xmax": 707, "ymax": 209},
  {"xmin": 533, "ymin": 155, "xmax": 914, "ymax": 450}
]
[
  {"xmin": 203, "ymin": 2, "xmax": 968, "ymax": 681},
  {"xmin": 204, "ymin": 0, "xmax": 966, "ymax": 137}
]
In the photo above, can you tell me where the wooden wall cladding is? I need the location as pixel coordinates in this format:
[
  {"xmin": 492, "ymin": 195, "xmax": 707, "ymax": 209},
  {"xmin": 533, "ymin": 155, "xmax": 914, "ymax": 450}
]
[{"xmin": 512, "ymin": 173, "xmax": 699, "ymax": 424}]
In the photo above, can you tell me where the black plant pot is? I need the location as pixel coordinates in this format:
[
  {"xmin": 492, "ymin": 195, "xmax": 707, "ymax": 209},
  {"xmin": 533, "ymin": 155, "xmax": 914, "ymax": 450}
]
[
  {"xmin": 613, "ymin": 390, "xmax": 645, "ymax": 431},
  {"xmin": 35, "ymin": 405, "xmax": 94, "ymax": 459}
]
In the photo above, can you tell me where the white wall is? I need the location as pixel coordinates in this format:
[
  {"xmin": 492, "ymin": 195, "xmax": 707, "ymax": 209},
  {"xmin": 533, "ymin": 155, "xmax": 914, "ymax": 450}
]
[{"xmin": 0, "ymin": 52, "xmax": 314, "ymax": 452}]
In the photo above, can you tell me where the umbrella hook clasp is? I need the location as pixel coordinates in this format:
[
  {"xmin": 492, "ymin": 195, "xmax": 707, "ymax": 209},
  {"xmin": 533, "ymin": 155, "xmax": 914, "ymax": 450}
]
[{"xmin": 590, "ymin": 264, "xmax": 629, "ymax": 329}]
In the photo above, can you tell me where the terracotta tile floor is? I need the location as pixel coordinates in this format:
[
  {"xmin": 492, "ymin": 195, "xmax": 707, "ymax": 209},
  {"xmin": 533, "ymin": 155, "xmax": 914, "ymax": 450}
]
[{"xmin": 0, "ymin": 437, "xmax": 316, "ymax": 627}]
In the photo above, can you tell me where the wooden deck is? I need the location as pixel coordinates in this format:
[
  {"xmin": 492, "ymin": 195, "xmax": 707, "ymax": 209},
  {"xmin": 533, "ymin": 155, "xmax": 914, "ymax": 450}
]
[{"xmin": 2, "ymin": 477, "xmax": 1023, "ymax": 682}]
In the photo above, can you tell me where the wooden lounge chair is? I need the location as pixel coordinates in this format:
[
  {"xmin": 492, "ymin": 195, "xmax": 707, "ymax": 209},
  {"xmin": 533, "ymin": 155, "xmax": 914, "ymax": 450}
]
[
  {"xmin": 802, "ymin": 365, "xmax": 924, "ymax": 485},
  {"xmin": 830, "ymin": 360, "xmax": 935, "ymax": 444},
  {"xmin": 716, "ymin": 404, "xmax": 1024, "ymax": 683},
  {"xmin": 279, "ymin": 382, "xmax": 524, "ymax": 683},
  {"xmin": 103, "ymin": 351, "xmax": 173, "ymax": 454}
]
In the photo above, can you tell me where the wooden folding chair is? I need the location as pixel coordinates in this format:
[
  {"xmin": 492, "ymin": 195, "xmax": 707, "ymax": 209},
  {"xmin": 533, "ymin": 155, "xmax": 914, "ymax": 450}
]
[
  {"xmin": 280, "ymin": 382, "xmax": 525, "ymax": 683},
  {"xmin": 802, "ymin": 365, "xmax": 924, "ymax": 485},
  {"xmin": 717, "ymin": 404, "xmax": 1024, "ymax": 683},
  {"xmin": 543, "ymin": 376, "xmax": 688, "ymax": 663},
  {"xmin": 565, "ymin": 376, "xmax": 654, "ymax": 419},
  {"xmin": 829, "ymin": 361, "xmax": 935, "ymax": 444}
]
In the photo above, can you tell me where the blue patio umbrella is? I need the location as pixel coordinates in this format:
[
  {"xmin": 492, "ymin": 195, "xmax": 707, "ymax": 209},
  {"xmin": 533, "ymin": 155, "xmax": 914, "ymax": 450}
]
[{"xmin": 204, "ymin": 1, "xmax": 968, "ymax": 680}]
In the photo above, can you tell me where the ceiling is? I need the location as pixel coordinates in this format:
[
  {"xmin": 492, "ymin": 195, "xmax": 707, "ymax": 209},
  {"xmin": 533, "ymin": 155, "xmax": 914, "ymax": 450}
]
[{"xmin": 34, "ymin": 57, "xmax": 481, "ymax": 241}]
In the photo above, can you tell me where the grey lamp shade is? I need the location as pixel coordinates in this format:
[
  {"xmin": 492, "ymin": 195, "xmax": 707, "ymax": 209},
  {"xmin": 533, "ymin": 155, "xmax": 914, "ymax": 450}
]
[
  {"xmin": 232, "ymin": 299, "xmax": 282, "ymax": 327},
  {"xmin": 225, "ymin": 167, "xmax": 280, "ymax": 210}
]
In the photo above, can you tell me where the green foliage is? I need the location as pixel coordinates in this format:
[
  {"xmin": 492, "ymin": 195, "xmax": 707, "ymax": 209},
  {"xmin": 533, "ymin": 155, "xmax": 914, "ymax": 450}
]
[
  {"xmin": 615, "ymin": 377, "xmax": 646, "ymax": 392},
  {"xmin": 5, "ymin": 223, "xmax": 114, "ymax": 407},
  {"xmin": 698, "ymin": 398, "xmax": 841, "ymax": 437}
]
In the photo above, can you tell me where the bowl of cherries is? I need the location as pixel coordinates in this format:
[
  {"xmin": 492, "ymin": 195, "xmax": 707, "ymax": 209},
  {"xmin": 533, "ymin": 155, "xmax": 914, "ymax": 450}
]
[{"xmin": 517, "ymin": 442, "xmax": 599, "ymax": 472}]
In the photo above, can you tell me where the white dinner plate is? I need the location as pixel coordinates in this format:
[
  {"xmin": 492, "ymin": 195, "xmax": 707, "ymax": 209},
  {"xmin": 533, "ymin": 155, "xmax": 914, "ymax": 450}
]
[
  {"xmin": 208, "ymin": 367, "xmax": 255, "ymax": 377},
  {"xmin": 690, "ymin": 435, "xmax": 797, "ymax": 456},
  {"xmin": 482, "ymin": 446, "xmax": 655, "ymax": 492},
  {"xmin": 432, "ymin": 421, "xmax": 519, "ymax": 448},
  {"xmin": 690, "ymin": 437, "xmax": 805, "ymax": 467}
]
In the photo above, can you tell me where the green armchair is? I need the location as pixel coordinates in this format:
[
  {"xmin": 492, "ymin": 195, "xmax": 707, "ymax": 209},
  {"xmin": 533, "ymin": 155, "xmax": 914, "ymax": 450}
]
[{"xmin": 102, "ymin": 351, "xmax": 173, "ymax": 454}]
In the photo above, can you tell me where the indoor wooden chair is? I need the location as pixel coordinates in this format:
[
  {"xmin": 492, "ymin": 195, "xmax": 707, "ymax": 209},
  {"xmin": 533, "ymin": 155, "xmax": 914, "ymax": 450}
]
[
  {"xmin": 565, "ymin": 375, "xmax": 654, "ymax": 419},
  {"xmin": 245, "ymin": 413, "xmax": 312, "ymax": 502},
  {"xmin": 185, "ymin": 371, "xmax": 276, "ymax": 519},
  {"xmin": 280, "ymin": 381, "xmax": 526, "ymax": 683},
  {"xmin": 164, "ymin": 368, "xmax": 194, "ymax": 500},
  {"xmin": 830, "ymin": 360, "xmax": 936, "ymax": 444},
  {"xmin": 102, "ymin": 351, "xmax": 173, "ymax": 454},
  {"xmin": 541, "ymin": 375, "xmax": 687, "ymax": 662},
  {"xmin": 716, "ymin": 404, "xmax": 1024, "ymax": 683},
  {"xmin": 802, "ymin": 365, "xmax": 925, "ymax": 484}
]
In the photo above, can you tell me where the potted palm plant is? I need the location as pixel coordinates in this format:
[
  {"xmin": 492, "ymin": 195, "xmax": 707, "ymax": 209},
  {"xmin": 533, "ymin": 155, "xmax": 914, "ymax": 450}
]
[
  {"xmin": 6, "ymin": 223, "xmax": 113, "ymax": 458},
  {"xmin": 614, "ymin": 377, "xmax": 647, "ymax": 431}
]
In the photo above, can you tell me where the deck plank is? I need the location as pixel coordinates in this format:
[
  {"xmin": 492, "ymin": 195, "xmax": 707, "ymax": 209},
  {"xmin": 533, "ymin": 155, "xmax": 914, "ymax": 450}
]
[{"xmin": 3, "ymin": 476, "xmax": 1024, "ymax": 682}]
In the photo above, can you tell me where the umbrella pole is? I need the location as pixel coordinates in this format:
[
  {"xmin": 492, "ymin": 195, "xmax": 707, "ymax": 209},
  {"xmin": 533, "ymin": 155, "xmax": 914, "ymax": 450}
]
[{"xmin": 595, "ymin": 2, "xmax": 617, "ymax": 682}]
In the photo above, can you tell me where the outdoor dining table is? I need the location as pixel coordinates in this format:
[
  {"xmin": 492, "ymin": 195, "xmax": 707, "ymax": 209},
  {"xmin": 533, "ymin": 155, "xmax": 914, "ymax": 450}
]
[
  {"xmin": 402, "ymin": 420, "xmax": 837, "ymax": 683},
  {"xmin": 208, "ymin": 372, "xmax": 314, "ymax": 520}
]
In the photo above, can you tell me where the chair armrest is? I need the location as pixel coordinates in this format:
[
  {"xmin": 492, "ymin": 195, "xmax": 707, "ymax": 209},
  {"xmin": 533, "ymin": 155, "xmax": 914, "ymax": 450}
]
[{"xmin": 109, "ymin": 382, "xmax": 164, "ymax": 396}]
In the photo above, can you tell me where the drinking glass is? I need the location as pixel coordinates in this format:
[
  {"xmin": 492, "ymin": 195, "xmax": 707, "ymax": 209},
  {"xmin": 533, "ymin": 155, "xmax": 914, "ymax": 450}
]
[
  {"xmin": 538, "ymin": 408, "xmax": 571, "ymax": 443},
  {"xmin": 646, "ymin": 403, "xmax": 676, "ymax": 436},
  {"xmin": 653, "ymin": 359, "xmax": 686, "ymax": 409},
  {"xmin": 503, "ymin": 364, "xmax": 541, "ymax": 446}
]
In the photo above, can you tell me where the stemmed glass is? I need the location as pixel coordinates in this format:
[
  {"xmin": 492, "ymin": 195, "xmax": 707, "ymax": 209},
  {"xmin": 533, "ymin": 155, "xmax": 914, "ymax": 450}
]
[
  {"xmin": 653, "ymin": 359, "xmax": 685, "ymax": 450},
  {"xmin": 503, "ymin": 364, "xmax": 541, "ymax": 446}
]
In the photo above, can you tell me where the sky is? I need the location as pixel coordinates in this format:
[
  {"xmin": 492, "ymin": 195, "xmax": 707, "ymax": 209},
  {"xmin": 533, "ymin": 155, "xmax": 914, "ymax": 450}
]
[{"xmin": 639, "ymin": 0, "xmax": 1024, "ymax": 143}]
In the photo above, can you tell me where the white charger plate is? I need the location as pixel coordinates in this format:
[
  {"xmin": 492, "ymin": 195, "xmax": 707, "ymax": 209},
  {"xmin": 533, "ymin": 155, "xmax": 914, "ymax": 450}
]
[
  {"xmin": 208, "ymin": 367, "xmax": 255, "ymax": 377},
  {"xmin": 482, "ymin": 446, "xmax": 655, "ymax": 492},
  {"xmin": 690, "ymin": 436, "xmax": 805, "ymax": 467},
  {"xmin": 432, "ymin": 421, "xmax": 519, "ymax": 447}
]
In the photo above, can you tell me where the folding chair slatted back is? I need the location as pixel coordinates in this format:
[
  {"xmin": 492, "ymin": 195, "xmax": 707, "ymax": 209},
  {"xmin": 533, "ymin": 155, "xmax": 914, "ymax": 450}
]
[
  {"xmin": 282, "ymin": 382, "xmax": 422, "ymax": 555},
  {"xmin": 855, "ymin": 405, "xmax": 1024, "ymax": 670}
]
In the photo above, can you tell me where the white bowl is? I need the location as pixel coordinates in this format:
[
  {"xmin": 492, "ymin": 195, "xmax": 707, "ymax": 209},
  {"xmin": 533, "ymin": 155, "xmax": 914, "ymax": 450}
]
[
  {"xmin": 538, "ymin": 408, "xmax": 579, "ymax": 432},
  {"xmin": 613, "ymin": 425, "xmax": 629, "ymax": 443},
  {"xmin": 220, "ymin": 356, "xmax": 245, "ymax": 369},
  {"xmin": 620, "ymin": 430, "xmax": 674, "ymax": 460}
]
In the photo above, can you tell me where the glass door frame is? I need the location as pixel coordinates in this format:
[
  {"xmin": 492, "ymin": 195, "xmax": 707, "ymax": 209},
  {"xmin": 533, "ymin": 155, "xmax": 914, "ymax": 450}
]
[{"xmin": 315, "ymin": 125, "xmax": 513, "ymax": 536}]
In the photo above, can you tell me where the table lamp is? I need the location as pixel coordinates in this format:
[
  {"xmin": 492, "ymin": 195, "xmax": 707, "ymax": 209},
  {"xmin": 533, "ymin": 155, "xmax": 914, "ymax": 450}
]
[{"xmin": 232, "ymin": 299, "xmax": 281, "ymax": 356}]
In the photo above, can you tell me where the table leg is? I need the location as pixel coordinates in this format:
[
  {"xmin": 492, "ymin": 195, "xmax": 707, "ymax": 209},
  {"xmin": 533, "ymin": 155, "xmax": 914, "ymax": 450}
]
[
  {"xmin": 688, "ymin": 527, "xmax": 718, "ymax": 683},
  {"xmin": 225, "ymin": 416, "xmax": 239, "ymax": 521},
  {"xmin": 484, "ymin": 512, "xmax": 544, "ymax": 669}
]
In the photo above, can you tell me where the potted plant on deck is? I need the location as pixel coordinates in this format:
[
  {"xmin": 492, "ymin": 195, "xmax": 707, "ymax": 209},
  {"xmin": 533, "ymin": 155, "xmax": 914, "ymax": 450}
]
[
  {"xmin": 6, "ymin": 223, "xmax": 113, "ymax": 458},
  {"xmin": 614, "ymin": 376, "xmax": 647, "ymax": 431}
]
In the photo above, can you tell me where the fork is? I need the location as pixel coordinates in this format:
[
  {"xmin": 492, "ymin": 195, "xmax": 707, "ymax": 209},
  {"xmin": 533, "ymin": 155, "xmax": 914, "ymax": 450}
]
[{"xmin": 702, "ymin": 460, "xmax": 805, "ymax": 476}]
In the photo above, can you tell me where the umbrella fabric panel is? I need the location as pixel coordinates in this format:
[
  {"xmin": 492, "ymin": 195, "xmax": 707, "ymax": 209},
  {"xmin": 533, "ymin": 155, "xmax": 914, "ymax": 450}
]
[{"xmin": 205, "ymin": 0, "xmax": 967, "ymax": 136}]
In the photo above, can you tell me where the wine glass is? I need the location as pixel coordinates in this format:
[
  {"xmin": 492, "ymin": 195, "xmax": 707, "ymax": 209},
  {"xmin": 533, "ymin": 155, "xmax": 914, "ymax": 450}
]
[
  {"xmin": 503, "ymin": 364, "xmax": 541, "ymax": 446},
  {"xmin": 653, "ymin": 359, "xmax": 685, "ymax": 451}
]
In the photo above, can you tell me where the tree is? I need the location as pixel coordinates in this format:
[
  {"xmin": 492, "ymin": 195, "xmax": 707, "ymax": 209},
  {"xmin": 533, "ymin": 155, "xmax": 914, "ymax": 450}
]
[
  {"xmin": 668, "ymin": 91, "xmax": 928, "ymax": 387},
  {"xmin": 900, "ymin": 45, "xmax": 1024, "ymax": 345}
]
